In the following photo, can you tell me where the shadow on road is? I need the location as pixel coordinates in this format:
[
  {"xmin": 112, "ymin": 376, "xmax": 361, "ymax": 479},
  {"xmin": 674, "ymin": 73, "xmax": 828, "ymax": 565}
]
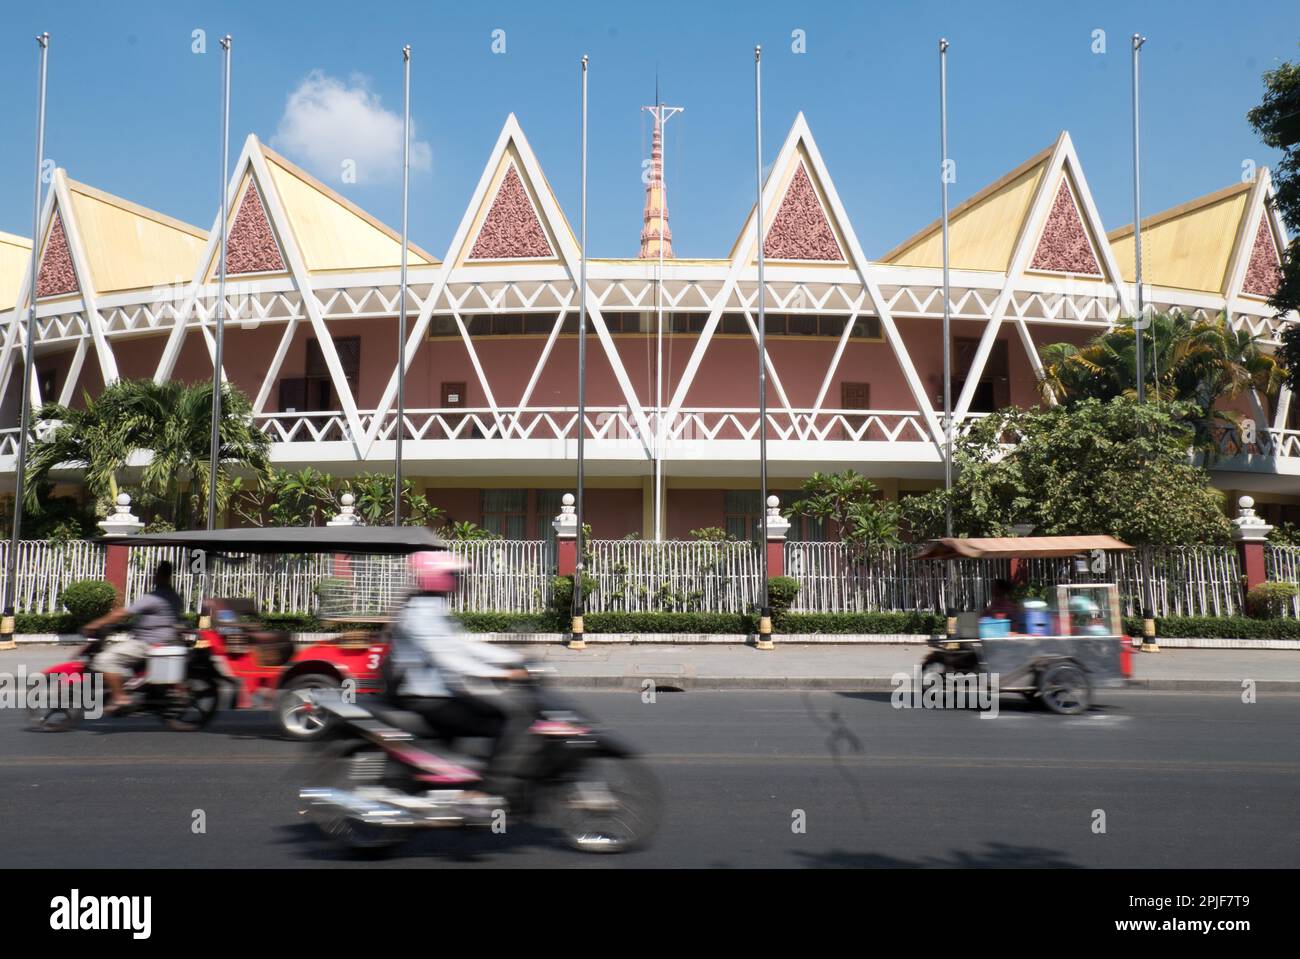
[{"xmin": 791, "ymin": 842, "xmax": 1082, "ymax": 869}]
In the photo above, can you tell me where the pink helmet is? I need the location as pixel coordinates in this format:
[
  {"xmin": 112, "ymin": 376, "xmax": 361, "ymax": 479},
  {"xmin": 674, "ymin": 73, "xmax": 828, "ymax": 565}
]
[{"xmin": 409, "ymin": 550, "xmax": 464, "ymax": 593}]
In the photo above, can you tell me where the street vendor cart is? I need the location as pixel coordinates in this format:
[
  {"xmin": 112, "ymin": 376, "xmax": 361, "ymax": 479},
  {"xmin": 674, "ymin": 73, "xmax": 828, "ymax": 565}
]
[{"xmin": 913, "ymin": 536, "xmax": 1135, "ymax": 714}]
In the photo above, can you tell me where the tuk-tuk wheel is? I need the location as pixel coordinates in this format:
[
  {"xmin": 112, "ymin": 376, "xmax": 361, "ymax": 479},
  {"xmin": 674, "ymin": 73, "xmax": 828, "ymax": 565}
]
[
  {"xmin": 1037, "ymin": 662, "xmax": 1091, "ymax": 715},
  {"xmin": 277, "ymin": 674, "xmax": 341, "ymax": 741},
  {"xmin": 920, "ymin": 654, "xmax": 947, "ymax": 685}
]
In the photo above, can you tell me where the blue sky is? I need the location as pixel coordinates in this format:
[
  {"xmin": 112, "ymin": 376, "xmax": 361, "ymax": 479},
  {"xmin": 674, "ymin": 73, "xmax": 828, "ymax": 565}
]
[{"xmin": 0, "ymin": 0, "xmax": 1296, "ymax": 260}]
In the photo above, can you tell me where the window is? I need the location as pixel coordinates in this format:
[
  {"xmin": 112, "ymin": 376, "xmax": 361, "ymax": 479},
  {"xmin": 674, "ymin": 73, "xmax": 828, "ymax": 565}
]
[
  {"xmin": 953, "ymin": 337, "xmax": 1009, "ymax": 414},
  {"xmin": 724, "ymin": 490, "xmax": 762, "ymax": 544},
  {"xmin": 37, "ymin": 368, "xmax": 57, "ymax": 402},
  {"xmin": 304, "ymin": 336, "xmax": 360, "ymax": 411},
  {"xmin": 482, "ymin": 489, "xmax": 528, "ymax": 540},
  {"xmin": 840, "ymin": 381, "xmax": 871, "ymax": 441}
]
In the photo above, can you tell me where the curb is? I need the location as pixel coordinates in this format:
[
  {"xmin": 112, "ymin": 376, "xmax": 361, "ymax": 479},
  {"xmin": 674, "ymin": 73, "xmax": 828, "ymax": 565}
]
[{"xmin": 544, "ymin": 676, "xmax": 1300, "ymax": 692}]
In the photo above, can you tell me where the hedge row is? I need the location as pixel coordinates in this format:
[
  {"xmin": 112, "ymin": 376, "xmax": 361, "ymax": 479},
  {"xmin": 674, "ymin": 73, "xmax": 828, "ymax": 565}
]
[{"xmin": 12, "ymin": 609, "xmax": 1300, "ymax": 639}]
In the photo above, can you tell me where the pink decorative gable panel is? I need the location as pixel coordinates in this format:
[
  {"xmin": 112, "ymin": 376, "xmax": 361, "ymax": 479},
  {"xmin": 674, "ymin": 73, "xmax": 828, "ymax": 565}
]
[
  {"xmin": 763, "ymin": 163, "xmax": 844, "ymax": 261},
  {"xmin": 468, "ymin": 165, "xmax": 553, "ymax": 259},
  {"xmin": 1030, "ymin": 180, "xmax": 1102, "ymax": 276},
  {"xmin": 36, "ymin": 212, "xmax": 79, "ymax": 298},
  {"xmin": 226, "ymin": 181, "xmax": 285, "ymax": 275},
  {"xmin": 1242, "ymin": 215, "xmax": 1282, "ymax": 298}
]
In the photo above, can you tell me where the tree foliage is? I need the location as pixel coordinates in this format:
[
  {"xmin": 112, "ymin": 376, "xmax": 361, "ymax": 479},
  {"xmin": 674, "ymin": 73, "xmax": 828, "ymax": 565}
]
[
  {"xmin": 1037, "ymin": 312, "xmax": 1284, "ymax": 454},
  {"xmin": 787, "ymin": 470, "xmax": 902, "ymax": 550},
  {"xmin": 25, "ymin": 379, "xmax": 270, "ymax": 530},
  {"xmin": 903, "ymin": 398, "xmax": 1231, "ymax": 546},
  {"xmin": 1247, "ymin": 53, "xmax": 1300, "ymax": 387}
]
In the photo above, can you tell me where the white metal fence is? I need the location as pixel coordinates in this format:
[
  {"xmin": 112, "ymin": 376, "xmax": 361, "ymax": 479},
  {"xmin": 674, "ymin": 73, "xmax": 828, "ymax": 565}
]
[
  {"xmin": 0, "ymin": 535, "xmax": 1267, "ymax": 621},
  {"xmin": 446, "ymin": 539, "xmax": 553, "ymax": 613},
  {"xmin": 585, "ymin": 539, "xmax": 762, "ymax": 614},
  {"xmin": 0, "ymin": 540, "xmax": 107, "ymax": 615},
  {"xmin": 785, "ymin": 543, "xmax": 1006, "ymax": 614},
  {"xmin": 1265, "ymin": 545, "xmax": 1300, "ymax": 617},
  {"xmin": 1021, "ymin": 546, "xmax": 1242, "ymax": 618},
  {"xmin": 786, "ymin": 541, "xmax": 1244, "ymax": 618}
]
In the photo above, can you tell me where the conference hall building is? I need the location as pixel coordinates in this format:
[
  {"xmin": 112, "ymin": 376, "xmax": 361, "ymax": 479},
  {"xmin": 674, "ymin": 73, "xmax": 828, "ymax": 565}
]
[{"xmin": 1, "ymin": 109, "xmax": 1296, "ymax": 541}]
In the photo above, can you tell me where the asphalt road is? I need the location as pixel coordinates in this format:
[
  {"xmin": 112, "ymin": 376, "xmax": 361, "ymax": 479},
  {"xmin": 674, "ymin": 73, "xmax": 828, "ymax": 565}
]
[{"xmin": 2, "ymin": 689, "xmax": 1298, "ymax": 868}]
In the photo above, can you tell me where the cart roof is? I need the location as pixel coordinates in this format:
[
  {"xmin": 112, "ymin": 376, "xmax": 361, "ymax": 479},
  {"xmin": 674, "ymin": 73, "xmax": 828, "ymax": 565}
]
[
  {"xmin": 913, "ymin": 535, "xmax": 1132, "ymax": 560},
  {"xmin": 99, "ymin": 526, "xmax": 447, "ymax": 555}
]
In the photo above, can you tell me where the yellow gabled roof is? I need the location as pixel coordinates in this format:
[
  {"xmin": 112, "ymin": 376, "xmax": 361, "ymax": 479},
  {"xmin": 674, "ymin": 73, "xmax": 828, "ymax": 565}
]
[
  {"xmin": 881, "ymin": 138, "xmax": 1056, "ymax": 272},
  {"xmin": 260, "ymin": 143, "xmax": 438, "ymax": 273},
  {"xmin": 0, "ymin": 231, "xmax": 32, "ymax": 311},
  {"xmin": 1106, "ymin": 181, "xmax": 1252, "ymax": 294},
  {"xmin": 64, "ymin": 178, "xmax": 208, "ymax": 295}
]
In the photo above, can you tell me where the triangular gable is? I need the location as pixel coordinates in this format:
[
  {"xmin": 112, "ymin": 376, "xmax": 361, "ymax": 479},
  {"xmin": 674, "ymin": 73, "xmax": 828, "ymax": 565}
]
[
  {"xmin": 65, "ymin": 179, "xmax": 207, "ymax": 294},
  {"xmin": 465, "ymin": 157, "xmax": 555, "ymax": 261},
  {"xmin": 762, "ymin": 159, "xmax": 845, "ymax": 262},
  {"xmin": 260, "ymin": 145, "xmax": 437, "ymax": 274},
  {"xmin": 1027, "ymin": 174, "xmax": 1102, "ymax": 277},
  {"xmin": 1107, "ymin": 182, "xmax": 1250, "ymax": 294},
  {"xmin": 218, "ymin": 176, "xmax": 287, "ymax": 277},
  {"xmin": 36, "ymin": 209, "xmax": 79, "ymax": 299},
  {"xmin": 881, "ymin": 143, "xmax": 1052, "ymax": 272},
  {"xmin": 0, "ymin": 231, "xmax": 32, "ymax": 312},
  {"xmin": 1241, "ymin": 212, "xmax": 1282, "ymax": 299}
]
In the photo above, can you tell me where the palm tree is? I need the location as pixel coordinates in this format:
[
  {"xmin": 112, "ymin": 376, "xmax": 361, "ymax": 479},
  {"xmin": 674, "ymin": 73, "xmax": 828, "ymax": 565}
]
[
  {"xmin": 25, "ymin": 378, "xmax": 270, "ymax": 528},
  {"xmin": 1037, "ymin": 313, "xmax": 1286, "ymax": 452}
]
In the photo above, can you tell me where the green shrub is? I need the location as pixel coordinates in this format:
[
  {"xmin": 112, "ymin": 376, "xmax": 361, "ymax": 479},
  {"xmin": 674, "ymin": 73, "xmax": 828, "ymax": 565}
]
[
  {"xmin": 1245, "ymin": 582, "xmax": 1298, "ymax": 619},
  {"xmin": 765, "ymin": 576, "xmax": 801, "ymax": 621},
  {"xmin": 59, "ymin": 579, "xmax": 119, "ymax": 625},
  {"xmin": 550, "ymin": 574, "xmax": 598, "ymax": 615}
]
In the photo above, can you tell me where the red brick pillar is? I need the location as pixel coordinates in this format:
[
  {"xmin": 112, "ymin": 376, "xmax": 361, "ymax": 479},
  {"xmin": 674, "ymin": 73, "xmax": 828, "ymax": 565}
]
[
  {"xmin": 1231, "ymin": 495, "xmax": 1273, "ymax": 596},
  {"xmin": 554, "ymin": 493, "xmax": 577, "ymax": 577},
  {"xmin": 99, "ymin": 492, "xmax": 145, "ymax": 606},
  {"xmin": 104, "ymin": 543, "xmax": 130, "ymax": 605}
]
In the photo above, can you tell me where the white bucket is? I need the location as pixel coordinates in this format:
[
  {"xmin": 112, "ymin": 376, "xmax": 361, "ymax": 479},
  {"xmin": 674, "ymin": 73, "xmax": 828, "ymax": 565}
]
[{"xmin": 146, "ymin": 646, "xmax": 188, "ymax": 684}]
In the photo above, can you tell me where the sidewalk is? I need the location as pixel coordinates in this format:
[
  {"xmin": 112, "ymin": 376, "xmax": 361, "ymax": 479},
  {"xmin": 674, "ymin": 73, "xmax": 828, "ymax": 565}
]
[
  {"xmin": 5, "ymin": 641, "xmax": 1299, "ymax": 692},
  {"xmin": 517, "ymin": 643, "xmax": 1300, "ymax": 691}
]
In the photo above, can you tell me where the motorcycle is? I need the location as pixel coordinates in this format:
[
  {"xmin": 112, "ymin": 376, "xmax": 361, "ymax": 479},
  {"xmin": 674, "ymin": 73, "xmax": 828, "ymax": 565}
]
[
  {"xmin": 299, "ymin": 670, "xmax": 662, "ymax": 854},
  {"xmin": 26, "ymin": 627, "xmax": 226, "ymax": 732}
]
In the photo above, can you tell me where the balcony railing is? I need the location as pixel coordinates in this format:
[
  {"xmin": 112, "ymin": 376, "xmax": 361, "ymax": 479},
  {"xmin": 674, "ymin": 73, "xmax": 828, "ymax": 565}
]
[{"xmin": 3, "ymin": 414, "xmax": 1299, "ymax": 464}]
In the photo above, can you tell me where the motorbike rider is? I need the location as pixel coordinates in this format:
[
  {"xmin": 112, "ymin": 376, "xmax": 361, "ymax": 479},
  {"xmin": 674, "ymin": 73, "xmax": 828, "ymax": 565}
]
[
  {"xmin": 81, "ymin": 560, "xmax": 183, "ymax": 714},
  {"xmin": 383, "ymin": 551, "xmax": 537, "ymax": 814}
]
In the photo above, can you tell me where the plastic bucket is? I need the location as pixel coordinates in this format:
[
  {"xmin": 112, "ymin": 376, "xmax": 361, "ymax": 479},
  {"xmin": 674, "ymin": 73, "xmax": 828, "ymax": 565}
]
[{"xmin": 146, "ymin": 646, "xmax": 188, "ymax": 684}]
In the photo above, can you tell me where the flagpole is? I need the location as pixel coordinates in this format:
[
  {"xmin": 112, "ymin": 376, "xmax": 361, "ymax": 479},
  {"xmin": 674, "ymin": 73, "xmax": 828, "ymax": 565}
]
[
  {"xmin": 1131, "ymin": 33, "xmax": 1157, "ymax": 651},
  {"xmin": 754, "ymin": 44, "xmax": 773, "ymax": 650},
  {"xmin": 206, "ymin": 34, "xmax": 231, "ymax": 530},
  {"xmin": 394, "ymin": 44, "xmax": 410, "ymax": 526},
  {"xmin": 940, "ymin": 38, "xmax": 957, "ymax": 637},
  {"xmin": 1, "ymin": 32, "xmax": 50, "ymax": 648},
  {"xmin": 1132, "ymin": 33, "xmax": 1146, "ymax": 404},
  {"xmin": 570, "ymin": 54, "xmax": 589, "ymax": 648}
]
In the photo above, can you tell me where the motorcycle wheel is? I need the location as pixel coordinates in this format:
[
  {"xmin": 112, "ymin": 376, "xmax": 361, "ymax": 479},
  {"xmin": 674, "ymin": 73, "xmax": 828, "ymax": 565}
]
[
  {"xmin": 304, "ymin": 742, "xmax": 409, "ymax": 855},
  {"xmin": 163, "ymin": 677, "xmax": 220, "ymax": 731},
  {"xmin": 549, "ymin": 755, "xmax": 663, "ymax": 854},
  {"xmin": 24, "ymin": 675, "xmax": 84, "ymax": 732}
]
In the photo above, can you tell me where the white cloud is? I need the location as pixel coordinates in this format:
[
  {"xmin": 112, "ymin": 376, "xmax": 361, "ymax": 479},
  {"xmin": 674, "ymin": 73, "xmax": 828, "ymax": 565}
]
[{"xmin": 271, "ymin": 70, "xmax": 432, "ymax": 185}]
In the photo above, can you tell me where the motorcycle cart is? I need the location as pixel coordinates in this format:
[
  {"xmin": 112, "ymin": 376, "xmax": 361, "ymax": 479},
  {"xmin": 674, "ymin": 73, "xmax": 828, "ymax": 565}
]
[{"xmin": 914, "ymin": 536, "xmax": 1135, "ymax": 715}]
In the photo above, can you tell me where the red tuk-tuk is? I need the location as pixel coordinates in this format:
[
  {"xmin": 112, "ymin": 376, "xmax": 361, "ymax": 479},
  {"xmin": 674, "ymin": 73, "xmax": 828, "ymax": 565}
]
[{"xmin": 77, "ymin": 526, "xmax": 443, "ymax": 739}]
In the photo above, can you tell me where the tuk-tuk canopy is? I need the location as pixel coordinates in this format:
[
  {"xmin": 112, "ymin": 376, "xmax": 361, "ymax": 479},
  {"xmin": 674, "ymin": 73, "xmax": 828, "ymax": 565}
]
[
  {"xmin": 100, "ymin": 526, "xmax": 447, "ymax": 555},
  {"xmin": 913, "ymin": 535, "xmax": 1131, "ymax": 561}
]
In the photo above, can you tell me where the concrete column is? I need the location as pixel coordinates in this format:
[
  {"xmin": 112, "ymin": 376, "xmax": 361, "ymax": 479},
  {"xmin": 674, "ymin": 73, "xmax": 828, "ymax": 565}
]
[{"xmin": 327, "ymin": 491, "xmax": 364, "ymax": 526}]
